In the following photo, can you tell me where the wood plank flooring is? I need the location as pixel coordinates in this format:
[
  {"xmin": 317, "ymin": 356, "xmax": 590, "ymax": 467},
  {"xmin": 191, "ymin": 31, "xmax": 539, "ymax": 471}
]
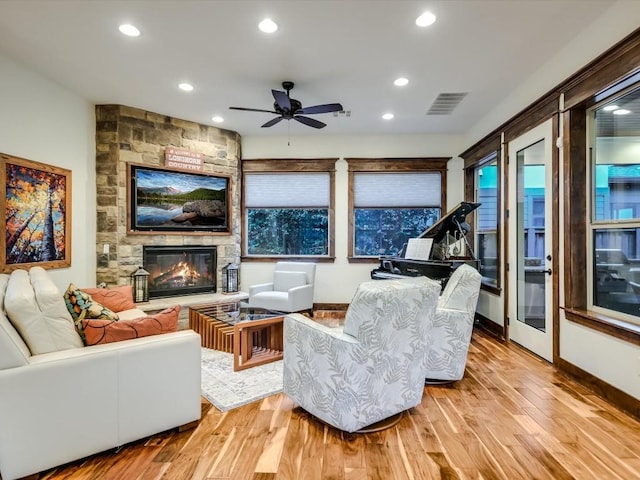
[{"xmin": 39, "ymin": 328, "xmax": 640, "ymax": 480}]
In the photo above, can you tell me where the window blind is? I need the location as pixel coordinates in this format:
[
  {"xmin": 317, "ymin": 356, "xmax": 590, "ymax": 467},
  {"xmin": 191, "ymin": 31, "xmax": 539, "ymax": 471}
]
[
  {"xmin": 354, "ymin": 172, "xmax": 441, "ymax": 207},
  {"xmin": 245, "ymin": 173, "xmax": 330, "ymax": 207}
]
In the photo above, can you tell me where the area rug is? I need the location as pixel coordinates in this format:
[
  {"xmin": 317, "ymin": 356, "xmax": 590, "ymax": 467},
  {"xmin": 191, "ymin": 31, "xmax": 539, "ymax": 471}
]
[{"xmin": 200, "ymin": 348, "xmax": 283, "ymax": 412}]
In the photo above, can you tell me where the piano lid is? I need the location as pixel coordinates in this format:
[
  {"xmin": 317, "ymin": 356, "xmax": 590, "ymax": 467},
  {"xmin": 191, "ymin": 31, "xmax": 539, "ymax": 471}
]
[{"xmin": 417, "ymin": 201, "xmax": 481, "ymax": 244}]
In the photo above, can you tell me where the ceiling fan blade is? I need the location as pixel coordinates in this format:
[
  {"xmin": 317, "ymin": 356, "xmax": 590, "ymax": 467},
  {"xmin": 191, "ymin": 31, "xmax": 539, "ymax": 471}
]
[
  {"xmin": 297, "ymin": 103, "xmax": 344, "ymax": 115},
  {"xmin": 294, "ymin": 115, "xmax": 326, "ymax": 129},
  {"xmin": 229, "ymin": 106, "xmax": 278, "ymax": 114},
  {"xmin": 261, "ymin": 117, "xmax": 284, "ymax": 128},
  {"xmin": 272, "ymin": 89, "xmax": 291, "ymax": 110}
]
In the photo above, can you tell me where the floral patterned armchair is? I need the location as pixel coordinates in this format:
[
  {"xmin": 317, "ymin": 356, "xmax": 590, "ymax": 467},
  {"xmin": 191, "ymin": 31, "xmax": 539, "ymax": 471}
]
[
  {"xmin": 424, "ymin": 263, "xmax": 482, "ymax": 383},
  {"xmin": 283, "ymin": 276, "xmax": 441, "ymax": 433}
]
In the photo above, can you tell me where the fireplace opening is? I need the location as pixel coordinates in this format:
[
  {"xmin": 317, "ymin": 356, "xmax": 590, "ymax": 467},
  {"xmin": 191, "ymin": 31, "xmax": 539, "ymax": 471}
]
[{"xmin": 143, "ymin": 246, "xmax": 216, "ymax": 299}]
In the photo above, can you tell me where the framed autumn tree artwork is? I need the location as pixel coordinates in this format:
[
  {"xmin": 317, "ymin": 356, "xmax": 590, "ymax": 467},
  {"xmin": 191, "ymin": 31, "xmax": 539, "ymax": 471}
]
[{"xmin": 1, "ymin": 153, "xmax": 71, "ymax": 272}]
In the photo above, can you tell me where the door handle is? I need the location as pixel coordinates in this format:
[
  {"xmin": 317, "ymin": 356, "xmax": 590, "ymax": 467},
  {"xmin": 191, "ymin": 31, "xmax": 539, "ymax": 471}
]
[{"xmin": 529, "ymin": 268, "xmax": 552, "ymax": 275}]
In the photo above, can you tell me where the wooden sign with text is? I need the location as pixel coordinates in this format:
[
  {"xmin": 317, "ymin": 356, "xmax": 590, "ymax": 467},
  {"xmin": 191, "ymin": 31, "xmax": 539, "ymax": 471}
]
[{"xmin": 165, "ymin": 147, "xmax": 203, "ymax": 172}]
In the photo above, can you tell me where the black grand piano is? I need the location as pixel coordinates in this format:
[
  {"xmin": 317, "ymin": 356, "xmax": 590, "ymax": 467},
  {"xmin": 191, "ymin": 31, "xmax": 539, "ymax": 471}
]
[{"xmin": 371, "ymin": 202, "xmax": 481, "ymax": 285}]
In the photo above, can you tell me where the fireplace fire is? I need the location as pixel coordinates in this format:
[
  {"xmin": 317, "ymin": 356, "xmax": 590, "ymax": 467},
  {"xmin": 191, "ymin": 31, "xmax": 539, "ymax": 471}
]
[{"xmin": 143, "ymin": 246, "xmax": 216, "ymax": 299}]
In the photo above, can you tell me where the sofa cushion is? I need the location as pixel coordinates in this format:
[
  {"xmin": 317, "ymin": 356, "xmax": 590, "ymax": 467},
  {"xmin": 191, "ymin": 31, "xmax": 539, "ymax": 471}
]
[
  {"xmin": 115, "ymin": 308, "xmax": 149, "ymax": 321},
  {"xmin": 4, "ymin": 268, "xmax": 83, "ymax": 355},
  {"xmin": 64, "ymin": 284, "xmax": 119, "ymax": 321},
  {"xmin": 64, "ymin": 284, "xmax": 120, "ymax": 342},
  {"xmin": 273, "ymin": 271, "xmax": 307, "ymax": 292},
  {"xmin": 0, "ymin": 273, "xmax": 30, "ymax": 368},
  {"xmin": 81, "ymin": 306, "xmax": 180, "ymax": 346},
  {"xmin": 29, "ymin": 267, "xmax": 84, "ymax": 351},
  {"xmin": 81, "ymin": 285, "xmax": 136, "ymax": 313}
]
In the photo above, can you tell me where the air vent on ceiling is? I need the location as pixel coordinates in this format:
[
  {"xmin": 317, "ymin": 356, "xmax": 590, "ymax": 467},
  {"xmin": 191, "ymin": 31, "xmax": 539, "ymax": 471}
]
[{"xmin": 426, "ymin": 92, "xmax": 468, "ymax": 115}]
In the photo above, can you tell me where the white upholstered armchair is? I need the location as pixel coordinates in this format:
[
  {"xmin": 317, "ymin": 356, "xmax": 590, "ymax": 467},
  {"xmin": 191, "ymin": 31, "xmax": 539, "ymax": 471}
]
[
  {"xmin": 283, "ymin": 276, "xmax": 441, "ymax": 433},
  {"xmin": 424, "ymin": 264, "xmax": 482, "ymax": 383},
  {"xmin": 248, "ymin": 262, "xmax": 316, "ymax": 314}
]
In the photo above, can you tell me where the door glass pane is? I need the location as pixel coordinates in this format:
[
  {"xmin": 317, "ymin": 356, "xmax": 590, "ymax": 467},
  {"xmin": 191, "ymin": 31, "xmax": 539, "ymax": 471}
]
[{"xmin": 517, "ymin": 140, "xmax": 546, "ymax": 331}]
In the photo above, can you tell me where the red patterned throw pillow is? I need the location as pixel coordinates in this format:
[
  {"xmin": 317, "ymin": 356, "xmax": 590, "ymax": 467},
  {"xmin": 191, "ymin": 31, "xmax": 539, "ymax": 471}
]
[{"xmin": 81, "ymin": 306, "xmax": 180, "ymax": 346}]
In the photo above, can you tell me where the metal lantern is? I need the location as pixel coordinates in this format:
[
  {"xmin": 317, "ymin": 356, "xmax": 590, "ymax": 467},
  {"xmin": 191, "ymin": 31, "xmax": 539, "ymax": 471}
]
[
  {"xmin": 222, "ymin": 262, "xmax": 239, "ymax": 294},
  {"xmin": 131, "ymin": 266, "xmax": 150, "ymax": 303}
]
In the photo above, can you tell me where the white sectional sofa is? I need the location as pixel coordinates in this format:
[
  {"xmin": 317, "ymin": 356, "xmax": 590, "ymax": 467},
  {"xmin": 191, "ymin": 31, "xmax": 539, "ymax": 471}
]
[{"xmin": 0, "ymin": 268, "xmax": 202, "ymax": 480}]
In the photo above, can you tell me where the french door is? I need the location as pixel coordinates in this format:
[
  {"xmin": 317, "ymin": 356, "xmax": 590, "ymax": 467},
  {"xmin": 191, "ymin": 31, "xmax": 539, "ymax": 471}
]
[{"xmin": 507, "ymin": 119, "xmax": 555, "ymax": 362}]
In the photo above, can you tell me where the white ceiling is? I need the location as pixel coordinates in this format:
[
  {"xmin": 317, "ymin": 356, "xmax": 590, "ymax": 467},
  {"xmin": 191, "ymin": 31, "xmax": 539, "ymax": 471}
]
[{"xmin": 0, "ymin": 0, "xmax": 626, "ymax": 138}]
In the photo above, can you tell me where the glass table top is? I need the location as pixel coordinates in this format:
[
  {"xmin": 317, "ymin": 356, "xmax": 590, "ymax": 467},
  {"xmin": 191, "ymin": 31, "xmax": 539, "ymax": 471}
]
[{"xmin": 190, "ymin": 300, "xmax": 285, "ymax": 326}]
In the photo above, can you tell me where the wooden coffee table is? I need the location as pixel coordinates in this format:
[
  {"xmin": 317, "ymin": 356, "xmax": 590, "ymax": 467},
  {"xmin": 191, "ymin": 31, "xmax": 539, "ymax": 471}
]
[{"xmin": 189, "ymin": 301, "xmax": 284, "ymax": 371}]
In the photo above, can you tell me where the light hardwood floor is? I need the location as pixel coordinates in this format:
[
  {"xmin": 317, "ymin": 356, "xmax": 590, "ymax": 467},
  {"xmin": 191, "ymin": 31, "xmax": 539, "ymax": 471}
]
[{"xmin": 40, "ymin": 328, "xmax": 640, "ymax": 480}]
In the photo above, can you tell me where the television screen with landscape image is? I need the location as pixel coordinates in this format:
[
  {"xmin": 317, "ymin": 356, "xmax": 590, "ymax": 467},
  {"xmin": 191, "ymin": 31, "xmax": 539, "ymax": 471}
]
[{"xmin": 128, "ymin": 164, "xmax": 230, "ymax": 233}]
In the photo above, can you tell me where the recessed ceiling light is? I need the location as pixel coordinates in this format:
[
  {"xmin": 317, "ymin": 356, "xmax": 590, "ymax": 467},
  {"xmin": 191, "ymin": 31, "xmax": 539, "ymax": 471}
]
[
  {"xmin": 603, "ymin": 105, "xmax": 619, "ymax": 111},
  {"xmin": 118, "ymin": 24, "xmax": 140, "ymax": 37},
  {"xmin": 212, "ymin": 116, "xmax": 224, "ymax": 123},
  {"xmin": 613, "ymin": 109, "xmax": 631, "ymax": 115},
  {"xmin": 178, "ymin": 83, "xmax": 194, "ymax": 92},
  {"xmin": 382, "ymin": 113, "xmax": 394, "ymax": 120},
  {"xmin": 416, "ymin": 12, "xmax": 436, "ymax": 27},
  {"xmin": 258, "ymin": 18, "xmax": 278, "ymax": 33},
  {"xmin": 394, "ymin": 77, "xmax": 409, "ymax": 87}
]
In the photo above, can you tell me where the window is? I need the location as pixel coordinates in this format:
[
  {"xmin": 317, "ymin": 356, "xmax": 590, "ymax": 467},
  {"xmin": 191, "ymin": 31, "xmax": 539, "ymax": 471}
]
[
  {"xmin": 475, "ymin": 155, "xmax": 500, "ymax": 288},
  {"xmin": 588, "ymin": 85, "xmax": 640, "ymax": 324},
  {"xmin": 463, "ymin": 141, "xmax": 501, "ymax": 293},
  {"xmin": 242, "ymin": 159, "xmax": 336, "ymax": 259},
  {"xmin": 346, "ymin": 158, "xmax": 447, "ymax": 260}
]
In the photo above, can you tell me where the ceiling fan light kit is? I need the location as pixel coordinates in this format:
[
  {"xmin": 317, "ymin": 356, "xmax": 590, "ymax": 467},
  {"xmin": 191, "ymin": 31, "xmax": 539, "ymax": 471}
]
[{"xmin": 229, "ymin": 81, "xmax": 343, "ymax": 129}]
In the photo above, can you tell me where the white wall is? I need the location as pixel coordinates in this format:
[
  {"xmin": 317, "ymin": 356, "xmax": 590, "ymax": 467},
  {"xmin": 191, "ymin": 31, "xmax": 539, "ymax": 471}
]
[
  {"xmin": 469, "ymin": 0, "xmax": 640, "ymax": 145},
  {"xmin": 240, "ymin": 133, "xmax": 468, "ymax": 303},
  {"xmin": 560, "ymin": 317, "xmax": 640, "ymax": 398},
  {"xmin": 0, "ymin": 52, "xmax": 96, "ymax": 290}
]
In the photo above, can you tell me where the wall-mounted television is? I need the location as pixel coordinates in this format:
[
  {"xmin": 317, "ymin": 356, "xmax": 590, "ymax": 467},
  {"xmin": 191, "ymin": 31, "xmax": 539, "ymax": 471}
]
[{"xmin": 128, "ymin": 163, "xmax": 230, "ymax": 234}]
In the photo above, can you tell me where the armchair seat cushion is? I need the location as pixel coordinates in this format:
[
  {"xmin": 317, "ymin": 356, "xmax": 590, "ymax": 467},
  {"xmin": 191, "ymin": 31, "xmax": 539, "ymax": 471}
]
[{"xmin": 248, "ymin": 291, "xmax": 290, "ymax": 312}]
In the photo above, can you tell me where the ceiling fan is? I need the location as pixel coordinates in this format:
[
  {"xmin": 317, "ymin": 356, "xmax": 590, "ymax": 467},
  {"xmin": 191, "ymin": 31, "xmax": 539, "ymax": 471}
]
[{"xmin": 229, "ymin": 81, "xmax": 343, "ymax": 129}]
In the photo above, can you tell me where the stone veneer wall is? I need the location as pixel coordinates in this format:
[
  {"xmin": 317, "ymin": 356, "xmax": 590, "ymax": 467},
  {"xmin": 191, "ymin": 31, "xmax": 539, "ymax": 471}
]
[{"xmin": 94, "ymin": 105, "xmax": 242, "ymax": 289}]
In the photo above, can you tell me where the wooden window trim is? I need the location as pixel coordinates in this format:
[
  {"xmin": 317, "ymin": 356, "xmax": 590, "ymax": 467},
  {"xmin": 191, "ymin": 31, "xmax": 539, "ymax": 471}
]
[
  {"xmin": 345, "ymin": 158, "xmax": 449, "ymax": 263},
  {"xmin": 564, "ymin": 308, "xmax": 640, "ymax": 347},
  {"xmin": 241, "ymin": 158, "xmax": 337, "ymax": 262}
]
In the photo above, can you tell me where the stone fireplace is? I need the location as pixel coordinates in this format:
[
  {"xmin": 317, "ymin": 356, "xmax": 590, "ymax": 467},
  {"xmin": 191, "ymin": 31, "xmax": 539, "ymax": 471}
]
[
  {"xmin": 94, "ymin": 105, "xmax": 242, "ymax": 292},
  {"xmin": 144, "ymin": 246, "xmax": 217, "ymax": 299}
]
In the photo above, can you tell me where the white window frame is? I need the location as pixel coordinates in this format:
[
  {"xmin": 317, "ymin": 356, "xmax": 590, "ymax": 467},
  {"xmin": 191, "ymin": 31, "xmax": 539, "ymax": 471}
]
[{"xmin": 586, "ymin": 85, "xmax": 640, "ymax": 326}]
